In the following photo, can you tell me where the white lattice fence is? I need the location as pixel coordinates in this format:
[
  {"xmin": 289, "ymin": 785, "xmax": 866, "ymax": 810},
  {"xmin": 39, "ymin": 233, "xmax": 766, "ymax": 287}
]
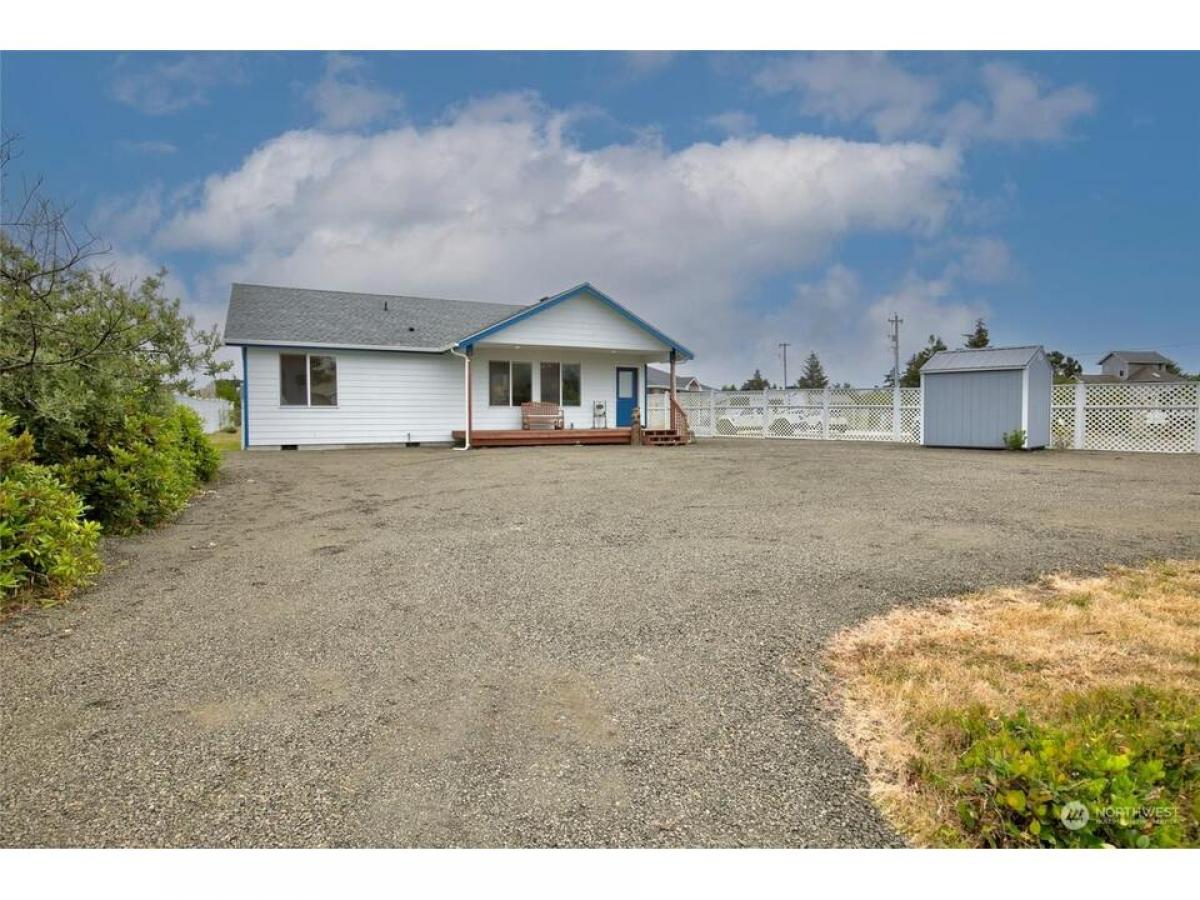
[
  {"xmin": 1052, "ymin": 382, "xmax": 1200, "ymax": 453},
  {"xmin": 656, "ymin": 388, "xmax": 920, "ymax": 443},
  {"xmin": 652, "ymin": 383, "xmax": 1197, "ymax": 452}
]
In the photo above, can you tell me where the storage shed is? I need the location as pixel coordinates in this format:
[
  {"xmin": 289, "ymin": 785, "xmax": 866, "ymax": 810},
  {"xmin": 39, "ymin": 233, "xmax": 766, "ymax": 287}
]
[{"xmin": 920, "ymin": 345, "xmax": 1052, "ymax": 449}]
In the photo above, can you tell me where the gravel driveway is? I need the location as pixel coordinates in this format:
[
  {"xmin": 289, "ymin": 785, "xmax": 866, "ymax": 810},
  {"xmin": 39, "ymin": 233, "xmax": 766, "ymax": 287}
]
[{"xmin": 3, "ymin": 440, "xmax": 1198, "ymax": 847}]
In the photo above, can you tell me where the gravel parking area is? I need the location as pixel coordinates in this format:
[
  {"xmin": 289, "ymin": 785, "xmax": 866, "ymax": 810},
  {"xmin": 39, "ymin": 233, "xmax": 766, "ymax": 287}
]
[{"xmin": 3, "ymin": 440, "xmax": 1199, "ymax": 847}]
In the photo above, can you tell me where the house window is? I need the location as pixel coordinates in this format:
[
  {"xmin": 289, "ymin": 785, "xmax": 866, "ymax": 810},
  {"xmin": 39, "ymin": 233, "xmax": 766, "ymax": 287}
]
[
  {"xmin": 512, "ymin": 362, "xmax": 532, "ymax": 405},
  {"xmin": 309, "ymin": 355, "xmax": 337, "ymax": 406},
  {"xmin": 280, "ymin": 354, "xmax": 308, "ymax": 405},
  {"xmin": 562, "ymin": 363, "xmax": 581, "ymax": 406},
  {"xmin": 280, "ymin": 353, "xmax": 338, "ymax": 406},
  {"xmin": 489, "ymin": 361, "xmax": 510, "ymax": 406},
  {"xmin": 540, "ymin": 363, "xmax": 561, "ymax": 404}
]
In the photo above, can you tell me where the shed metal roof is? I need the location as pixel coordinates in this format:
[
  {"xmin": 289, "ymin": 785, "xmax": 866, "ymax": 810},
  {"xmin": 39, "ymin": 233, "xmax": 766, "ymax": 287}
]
[
  {"xmin": 223, "ymin": 283, "xmax": 528, "ymax": 352},
  {"xmin": 921, "ymin": 345, "xmax": 1043, "ymax": 373}
]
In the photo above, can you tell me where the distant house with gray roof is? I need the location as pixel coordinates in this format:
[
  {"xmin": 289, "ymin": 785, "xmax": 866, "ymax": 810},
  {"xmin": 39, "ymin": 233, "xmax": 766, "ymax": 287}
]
[
  {"xmin": 645, "ymin": 365, "xmax": 709, "ymax": 394},
  {"xmin": 1080, "ymin": 350, "xmax": 1182, "ymax": 384}
]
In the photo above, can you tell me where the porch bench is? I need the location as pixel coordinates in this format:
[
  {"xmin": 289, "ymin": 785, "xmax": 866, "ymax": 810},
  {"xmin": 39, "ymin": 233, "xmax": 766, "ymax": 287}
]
[{"xmin": 521, "ymin": 401, "xmax": 564, "ymax": 430}]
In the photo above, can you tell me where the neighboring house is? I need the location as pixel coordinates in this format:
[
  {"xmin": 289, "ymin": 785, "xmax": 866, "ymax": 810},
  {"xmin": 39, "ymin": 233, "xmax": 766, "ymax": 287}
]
[
  {"xmin": 1080, "ymin": 350, "xmax": 1183, "ymax": 384},
  {"xmin": 645, "ymin": 366, "xmax": 709, "ymax": 394},
  {"xmin": 222, "ymin": 282, "xmax": 694, "ymax": 449}
]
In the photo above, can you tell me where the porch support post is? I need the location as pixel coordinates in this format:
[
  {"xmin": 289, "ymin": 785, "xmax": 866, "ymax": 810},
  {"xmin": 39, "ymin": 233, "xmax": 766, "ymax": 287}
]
[
  {"xmin": 669, "ymin": 349, "xmax": 678, "ymax": 432},
  {"xmin": 464, "ymin": 347, "xmax": 473, "ymax": 449}
]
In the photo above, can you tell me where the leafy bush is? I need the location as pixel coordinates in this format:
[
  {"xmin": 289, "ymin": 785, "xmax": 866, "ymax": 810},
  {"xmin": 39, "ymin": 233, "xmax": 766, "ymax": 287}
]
[
  {"xmin": 175, "ymin": 405, "xmax": 221, "ymax": 483},
  {"xmin": 1002, "ymin": 428, "xmax": 1027, "ymax": 450},
  {"xmin": 58, "ymin": 405, "xmax": 220, "ymax": 534},
  {"xmin": 948, "ymin": 686, "xmax": 1199, "ymax": 847},
  {"xmin": 0, "ymin": 415, "xmax": 102, "ymax": 604}
]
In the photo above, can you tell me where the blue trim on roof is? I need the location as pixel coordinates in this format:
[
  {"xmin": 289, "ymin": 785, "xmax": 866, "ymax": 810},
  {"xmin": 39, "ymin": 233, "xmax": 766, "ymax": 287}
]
[{"xmin": 454, "ymin": 283, "xmax": 694, "ymax": 361}]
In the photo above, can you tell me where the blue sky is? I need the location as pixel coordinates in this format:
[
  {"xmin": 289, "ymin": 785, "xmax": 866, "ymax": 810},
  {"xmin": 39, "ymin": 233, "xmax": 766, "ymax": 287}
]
[{"xmin": 3, "ymin": 51, "xmax": 1197, "ymax": 384}]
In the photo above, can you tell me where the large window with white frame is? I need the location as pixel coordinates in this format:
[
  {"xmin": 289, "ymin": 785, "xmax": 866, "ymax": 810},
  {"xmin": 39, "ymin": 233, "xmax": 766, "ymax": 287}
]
[
  {"xmin": 488, "ymin": 360, "xmax": 535, "ymax": 406},
  {"xmin": 536, "ymin": 361, "xmax": 582, "ymax": 406},
  {"xmin": 280, "ymin": 353, "xmax": 338, "ymax": 406},
  {"xmin": 491, "ymin": 360, "xmax": 580, "ymax": 406}
]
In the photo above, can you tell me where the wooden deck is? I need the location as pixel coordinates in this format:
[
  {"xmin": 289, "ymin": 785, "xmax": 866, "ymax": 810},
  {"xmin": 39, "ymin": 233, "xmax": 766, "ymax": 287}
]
[{"xmin": 453, "ymin": 428, "xmax": 632, "ymax": 448}]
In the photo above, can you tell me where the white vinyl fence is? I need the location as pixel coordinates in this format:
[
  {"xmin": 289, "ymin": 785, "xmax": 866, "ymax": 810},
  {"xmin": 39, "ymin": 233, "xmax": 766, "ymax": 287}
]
[
  {"xmin": 1051, "ymin": 382, "xmax": 1200, "ymax": 453},
  {"xmin": 174, "ymin": 394, "xmax": 236, "ymax": 433},
  {"xmin": 649, "ymin": 381, "xmax": 1200, "ymax": 453},
  {"xmin": 649, "ymin": 387, "xmax": 922, "ymax": 443}
]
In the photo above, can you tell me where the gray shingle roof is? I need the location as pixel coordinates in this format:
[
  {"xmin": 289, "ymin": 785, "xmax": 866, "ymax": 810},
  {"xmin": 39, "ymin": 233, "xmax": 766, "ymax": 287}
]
[
  {"xmin": 646, "ymin": 366, "xmax": 709, "ymax": 390},
  {"xmin": 1098, "ymin": 350, "xmax": 1174, "ymax": 366},
  {"xmin": 223, "ymin": 283, "xmax": 529, "ymax": 351},
  {"xmin": 921, "ymin": 345, "xmax": 1043, "ymax": 373}
]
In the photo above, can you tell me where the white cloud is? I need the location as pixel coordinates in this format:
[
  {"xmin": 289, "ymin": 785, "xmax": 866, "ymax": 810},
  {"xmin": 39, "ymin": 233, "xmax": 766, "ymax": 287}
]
[
  {"xmin": 154, "ymin": 92, "xmax": 966, "ymax": 385},
  {"xmin": 943, "ymin": 63, "xmax": 1097, "ymax": 144},
  {"xmin": 705, "ymin": 110, "xmax": 757, "ymax": 137},
  {"xmin": 306, "ymin": 53, "xmax": 404, "ymax": 131},
  {"xmin": 91, "ymin": 184, "xmax": 165, "ymax": 243},
  {"xmin": 955, "ymin": 236, "xmax": 1015, "ymax": 283},
  {"xmin": 756, "ymin": 53, "xmax": 939, "ymax": 140},
  {"xmin": 757, "ymin": 54, "xmax": 1095, "ymax": 146},
  {"xmin": 109, "ymin": 54, "xmax": 246, "ymax": 115}
]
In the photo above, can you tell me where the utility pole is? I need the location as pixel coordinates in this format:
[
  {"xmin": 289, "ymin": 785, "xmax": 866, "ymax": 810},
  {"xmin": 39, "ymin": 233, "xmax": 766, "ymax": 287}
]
[
  {"xmin": 779, "ymin": 342, "xmax": 791, "ymax": 389},
  {"xmin": 888, "ymin": 314, "xmax": 903, "ymax": 441},
  {"xmin": 887, "ymin": 315, "xmax": 903, "ymax": 385}
]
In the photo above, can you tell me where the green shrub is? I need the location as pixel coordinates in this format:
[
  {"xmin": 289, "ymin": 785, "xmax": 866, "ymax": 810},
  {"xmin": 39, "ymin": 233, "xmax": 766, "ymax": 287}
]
[
  {"xmin": 949, "ymin": 686, "xmax": 1199, "ymax": 847},
  {"xmin": 1002, "ymin": 428, "xmax": 1027, "ymax": 450},
  {"xmin": 0, "ymin": 415, "xmax": 102, "ymax": 603},
  {"xmin": 174, "ymin": 405, "xmax": 221, "ymax": 483},
  {"xmin": 58, "ymin": 405, "xmax": 220, "ymax": 534}
]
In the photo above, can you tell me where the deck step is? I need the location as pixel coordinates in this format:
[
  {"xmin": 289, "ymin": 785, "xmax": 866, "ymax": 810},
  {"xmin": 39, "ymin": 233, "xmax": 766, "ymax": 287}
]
[{"xmin": 644, "ymin": 430, "xmax": 688, "ymax": 447}]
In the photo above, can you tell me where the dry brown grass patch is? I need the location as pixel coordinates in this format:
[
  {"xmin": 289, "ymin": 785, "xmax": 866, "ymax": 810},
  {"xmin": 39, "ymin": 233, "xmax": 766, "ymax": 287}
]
[{"xmin": 825, "ymin": 560, "xmax": 1200, "ymax": 846}]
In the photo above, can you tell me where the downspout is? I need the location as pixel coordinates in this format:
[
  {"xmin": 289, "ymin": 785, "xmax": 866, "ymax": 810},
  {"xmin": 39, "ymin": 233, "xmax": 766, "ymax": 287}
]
[
  {"xmin": 450, "ymin": 345, "xmax": 472, "ymax": 449},
  {"xmin": 241, "ymin": 346, "xmax": 249, "ymax": 450}
]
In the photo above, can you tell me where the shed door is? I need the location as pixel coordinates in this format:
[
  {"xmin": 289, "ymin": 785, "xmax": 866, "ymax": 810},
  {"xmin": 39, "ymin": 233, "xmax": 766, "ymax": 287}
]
[{"xmin": 924, "ymin": 370, "xmax": 1023, "ymax": 448}]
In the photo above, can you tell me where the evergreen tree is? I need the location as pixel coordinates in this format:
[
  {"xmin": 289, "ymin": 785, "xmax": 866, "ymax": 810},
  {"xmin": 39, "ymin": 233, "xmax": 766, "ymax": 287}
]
[
  {"xmin": 1047, "ymin": 350, "xmax": 1083, "ymax": 382},
  {"xmin": 740, "ymin": 369, "xmax": 771, "ymax": 390},
  {"xmin": 963, "ymin": 318, "xmax": 990, "ymax": 348},
  {"xmin": 795, "ymin": 351, "xmax": 829, "ymax": 388}
]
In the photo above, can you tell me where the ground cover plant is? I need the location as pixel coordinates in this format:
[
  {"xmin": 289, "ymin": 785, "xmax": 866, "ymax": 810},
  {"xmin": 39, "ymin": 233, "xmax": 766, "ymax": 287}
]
[{"xmin": 826, "ymin": 561, "xmax": 1200, "ymax": 847}]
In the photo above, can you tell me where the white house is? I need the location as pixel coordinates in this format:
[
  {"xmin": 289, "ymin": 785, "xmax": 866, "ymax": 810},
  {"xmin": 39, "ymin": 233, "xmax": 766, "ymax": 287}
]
[{"xmin": 223, "ymin": 282, "xmax": 695, "ymax": 449}]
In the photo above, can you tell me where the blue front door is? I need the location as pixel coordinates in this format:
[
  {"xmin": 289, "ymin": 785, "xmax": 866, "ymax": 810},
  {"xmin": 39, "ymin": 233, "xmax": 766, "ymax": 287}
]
[{"xmin": 615, "ymin": 367, "xmax": 638, "ymax": 427}]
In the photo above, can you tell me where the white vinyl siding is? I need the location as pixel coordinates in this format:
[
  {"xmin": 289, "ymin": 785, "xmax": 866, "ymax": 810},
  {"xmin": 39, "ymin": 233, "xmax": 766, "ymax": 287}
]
[
  {"xmin": 477, "ymin": 291, "xmax": 670, "ymax": 353},
  {"xmin": 244, "ymin": 347, "xmax": 463, "ymax": 446}
]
